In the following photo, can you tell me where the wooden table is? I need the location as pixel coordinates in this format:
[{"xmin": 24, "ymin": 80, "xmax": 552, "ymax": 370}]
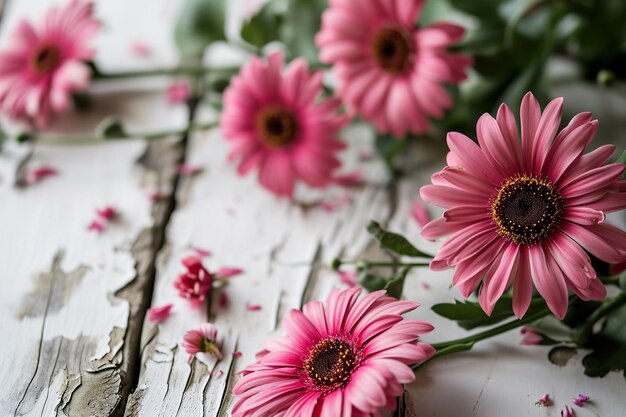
[{"xmin": 1, "ymin": 1, "xmax": 625, "ymax": 416}]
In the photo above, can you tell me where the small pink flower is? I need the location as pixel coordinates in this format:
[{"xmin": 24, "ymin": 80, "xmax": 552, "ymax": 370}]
[
  {"xmin": 182, "ymin": 323, "xmax": 223, "ymax": 360},
  {"xmin": 333, "ymin": 171, "xmax": 365, "ymax": 188},
  {"xmin": 178, "ymin": 164, "xmax": 203, "ymax": 176},
  {"xmin": 246, "ymin": 304, "xmax": 262, "ymax": 311},
  {"xmin": 173, "ymin": 256, "xmax": 213, "ymax": 308},
  {"xmin": 338, "ymin": 270, "xmax": 358, "ymax": 287},
  {"xmin": 148, "ymin": 304, "xmax": 173, "ymax": 324},
  {"xmin": 0, "ymin": 0, "xmax": 99, "ymax": 127},
  {"xmin": 25, "ymin": 166, "xmax": 58, "ymax": 185},
  {"xmin": 221, "ymin": 51, "xmax": 348, "ymax": 198},
  {"xmin": 166, "ymin": 81, "xmax": 191, "ymax": 105},
  {"xmin": 572, "ymin": 394, "xmax": 590, "ymax": 407},
  {"xmin": 87, "ymin": 220, "xmax": 105, "ymax": 233},
  {"xmin": 232, "ymin": 351, "xmax": 242, "ymax": 358},
  {"xmin": 520, "ymin": 327, "xmax": 544, "ymax": 345},
  {"xmin": 232, "ymin": 288, "xmax": 434, "ymax": 417},
  {"xmin": 411, "ymin": 200, "xmax": 431, "ymax": 228},
  {"xmin": 217, "ymin": 267, "xmax": 244, "ymax": 279},
  {"xmin": 562, "ymin": 405, "xmax": 575, "ymax": 417},
  {"xmin": 96, "ymin": 206, "xmax": 119, "ymax": 221},
  {"xmin": 130, "ymin": 41, "xmax": 151, "ymax": 57},
  {"xmin": 535, "ymin": 393, "xmax": 552, "ymax": 407},
  {"xmin": 316, "ymin": 0, "xmax": 472, "ymax": 137},
  {"xmin": 421, "ymin": 93, "xmax": 626, "ymax": 319}
]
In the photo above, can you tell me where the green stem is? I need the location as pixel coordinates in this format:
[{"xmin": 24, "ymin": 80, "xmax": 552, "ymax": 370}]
[
  {"xmin": 431, "ymin": 306, "xmax": 552, "ymax": 351},
  {"xmin": 599, "ymin": 275, "xmax": 621, "ymax": 287},
  {"xmin": 575, "ymin": 291, "xmax": 626, "ymax": 345},
  {"xmin": 36, "ymin": 121, "xmax": 218, "ymax": 145},
  {"xmin": 93, "ymin": 66, "xmax": 239, "ymax": 80}
]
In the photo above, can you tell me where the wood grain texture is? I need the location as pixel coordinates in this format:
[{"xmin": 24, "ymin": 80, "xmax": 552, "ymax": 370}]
[{"xmin": 0, "ymin": 1, "xmax": 187, "ymax": 416}]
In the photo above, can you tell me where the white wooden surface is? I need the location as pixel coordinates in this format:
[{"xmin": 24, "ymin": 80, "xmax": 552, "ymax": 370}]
[{"xmin": 0, "ymin": 1, "xmax": 625, "ymax": 416}]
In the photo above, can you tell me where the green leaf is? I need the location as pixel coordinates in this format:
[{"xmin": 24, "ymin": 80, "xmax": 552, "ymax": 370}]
[
  {"xmin": 448, "ymin": 0, "xmax": 502, "ymax": 20},
  {"xmin": 384, "ymin": 268, "xmax": 410, "ymax": 300},
  {"xmin": 582, "ymin": 303, "xmax": 626, "ymax": 379},
  {"xmin": 374, "ymin": 134, "xmax": 407, "ymax": 171},
  {"xmin": 175, "ymin": 0, "xmax": 227, "ymax": 56},
  {"xmin": 281, "ymin": 0, "xmax": 326, "ymax": 62},
  {"xmin": 357, "ymin": 271, "xmax": 387, "ymax": 293},
  {"xmin": 366, "ymin": 220, "xmax": 430, "ymax": 258},
  {"xmin": 619, "ymin": 272, "xmax": 626, "ymax": 291},
  {"xmin": 241, "ymin": 1, "xmax": 282, "ymax": 49},
  {"xmin": 562, "ymin": 298, "xmax": 602, "ymax": 329},
  {"xmin": 432, "ymin": 296, "xmax": 546, "ymax": 330}
]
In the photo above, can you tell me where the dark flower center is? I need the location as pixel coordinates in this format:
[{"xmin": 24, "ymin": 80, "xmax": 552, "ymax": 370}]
[
  {"xmin": 371, "ymin": 27, "xmax": 414, "ymax": 73},
  {"xmin": 33, "ymin": 46, "xmax": 61, "ymax": 74},
  {"xmin": 256, "ymin": 106, "xmax": 298, "ymax": 148},
  {"xmin": 492, "ymin": 175, "xmax": 563, "ymax": 245},
  {"xmin": 304, "ymin": 338, "xmax": 357, "ymax": 388}
]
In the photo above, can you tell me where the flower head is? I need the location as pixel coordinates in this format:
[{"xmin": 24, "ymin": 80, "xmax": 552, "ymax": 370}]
[
  {"xmin": 173, "ymin": 256, "xmax": 213, "ymax": 308},
  {"xmin": 221, "ymin": 51, "xmax": 348, "ymax": 198},
  {"xmin": 421, "ymin": 93, "xmax": 626, "ymax": 319},
  {"xmin": 535, "ymin": 393, "xmax": 552, "ymax": 407},
  {"xmin": 183, "ymin": 323, "xmax": 223, "ymax": 360},
  {"xmin": 233, "ymin": 288, "xmax": 434, "ymax": 416},
  {"xmin": 316, "ymin": 0, "xmax": 471, "ymax": 137},
  {"xmin": 0, "ymin": 0, "xmax": 99, "ymax": 127}
]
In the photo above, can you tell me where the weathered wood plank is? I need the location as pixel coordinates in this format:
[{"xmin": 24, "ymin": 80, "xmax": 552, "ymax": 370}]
[{"xmin": 0, "ymin": 0, "xmax": 188, "ymax": 416}]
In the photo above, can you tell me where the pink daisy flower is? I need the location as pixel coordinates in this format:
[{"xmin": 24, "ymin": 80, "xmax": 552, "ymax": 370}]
[
  {"xmin": 421, "ymin": 92, "xmax": 626, "ymax": 319},
  {"xmin": 232, "ymin": 288, "xmax": 434, "ymax": 416},
  {"xmin": 182, "ymin": 323, "xmax": 223, "ymax": 360},
  {"xmin": 173, "ymin": 256, "xmax": 213, "ymax": 308},
  {"xmin": 221, "ymin": 51, "xmax": 348, "ymax": 198},
  {"xmin": 0, "ymin": 0, "xmax": 99, "ymax": 127},
  {"xmin": 315, "ymin": 0, "xmax": 472, "ymax": 138}
]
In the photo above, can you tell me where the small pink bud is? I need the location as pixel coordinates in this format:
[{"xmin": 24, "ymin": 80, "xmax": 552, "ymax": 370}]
[
  {"xmin": 178, "ymin": 164, "xmax": 203, "ymax": 176},
  {"xmin": 232, "ymin": 351, "xmax": 242, "ymax": 358},
  {"xmin": 247, "ymin": 304, "xmax": 262, "ymax": 311},
  {"xmin": 219, "ymin": 291, "xmax": 229, "ymax": 309},
  {"xmin": 147, "ymin": 191, "xmax": 166, "ymax": 202},
  {"xmin": 520, "ymin": 327, "xmax": 543, "ymax": 345},
  {"xmin": 148, "ymin": 304, "xmax": 173, "ymax": 324},
  {"xmin": 561, "ymin": 405, "xmax": 574, "ymax": 417}
]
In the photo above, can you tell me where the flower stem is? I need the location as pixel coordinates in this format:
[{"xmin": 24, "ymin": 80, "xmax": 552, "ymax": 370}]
[
  {"xmin": 430, "ymin": 306, "xmax": 552, "ymax": 352},
  {"xmin": 93, "ymin": 66, "xmax": 240, "ymax": 80},
  {"xmin": 37, "ymin": 121, "xmax": 219, "ymax": 145},
  {"xmin": 413, "ymin": 341, "xmax": 475, "ymax": 370},
  {"xmin": 575, "ymin": 291, "xmax": 626, "ymax": 345}
]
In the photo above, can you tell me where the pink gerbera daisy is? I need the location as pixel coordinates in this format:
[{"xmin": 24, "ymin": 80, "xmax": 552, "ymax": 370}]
[
  {"xmin": 0, "ymin": 0, "xmax": 99, "ymax": 127},
  {"xmin": 315, "ymin": 0, "xmax": 472, "ymax": 138},
  {"xmin": 221, "ymin": 51, "xmax": 348, "ymax": 198},
  {"xmin": 232, "ymin": 288, "xmax": 434, "ymax": 416},
  {"xmin": 421, "ymin": 92, "xmax": 626, "ymax": 319},
  {"xmin": 182, "ymin": 323, "xmax": 223, "ymax": 360}
]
